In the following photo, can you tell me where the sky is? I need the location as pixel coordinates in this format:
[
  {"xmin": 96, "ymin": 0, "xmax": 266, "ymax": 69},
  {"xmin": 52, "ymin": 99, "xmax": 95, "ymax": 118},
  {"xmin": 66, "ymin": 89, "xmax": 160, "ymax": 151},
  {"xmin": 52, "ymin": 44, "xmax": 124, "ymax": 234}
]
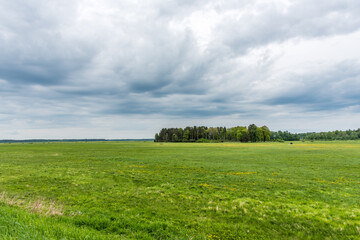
[{"xmin": 1, "ymin": 0, "xmax": 360, "ymax": 139}]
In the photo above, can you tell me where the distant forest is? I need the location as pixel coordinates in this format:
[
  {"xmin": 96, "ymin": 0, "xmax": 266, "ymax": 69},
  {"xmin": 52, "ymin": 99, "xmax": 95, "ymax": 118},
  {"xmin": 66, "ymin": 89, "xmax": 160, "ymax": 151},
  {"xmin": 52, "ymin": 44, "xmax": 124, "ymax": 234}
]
[
  {"xmin": 155, "ymin": 125, "xmax": 360, "ymax": 142},
  {"xmin": 155, "ymin": 124, "xmax": 270, "ymax": 142},
  {"xmin": 272, "ymin": 129, "xmax": 360, "ymax": 141}
]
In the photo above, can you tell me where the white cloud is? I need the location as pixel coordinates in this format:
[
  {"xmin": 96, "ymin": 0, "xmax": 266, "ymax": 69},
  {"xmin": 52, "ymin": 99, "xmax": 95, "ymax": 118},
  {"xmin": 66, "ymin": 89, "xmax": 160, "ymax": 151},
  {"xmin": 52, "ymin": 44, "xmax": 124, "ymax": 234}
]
[{"xmin": 0, "ymin": 0, "xmax": 360, "ymax": 138}]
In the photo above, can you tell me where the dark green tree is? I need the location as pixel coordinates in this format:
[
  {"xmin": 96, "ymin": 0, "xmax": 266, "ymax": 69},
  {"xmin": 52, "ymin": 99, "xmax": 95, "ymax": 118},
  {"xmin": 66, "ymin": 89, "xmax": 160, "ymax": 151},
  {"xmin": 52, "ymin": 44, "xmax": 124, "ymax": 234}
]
[
  {"xmin": 248, "ymin": 124, "xmax": 259, "ymax": 142},
  {"xmin": 183, "ymin": 130, "xmax": 190, "ymax": 142}
]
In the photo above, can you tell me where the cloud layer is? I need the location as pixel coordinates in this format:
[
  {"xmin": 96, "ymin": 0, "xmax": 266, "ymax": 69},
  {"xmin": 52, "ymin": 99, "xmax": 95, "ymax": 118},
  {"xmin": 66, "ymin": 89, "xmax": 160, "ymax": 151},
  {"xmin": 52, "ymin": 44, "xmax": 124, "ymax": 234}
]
[{"xmin": 1, "ymin": 0, "xmax": 360, "ymax": 138}]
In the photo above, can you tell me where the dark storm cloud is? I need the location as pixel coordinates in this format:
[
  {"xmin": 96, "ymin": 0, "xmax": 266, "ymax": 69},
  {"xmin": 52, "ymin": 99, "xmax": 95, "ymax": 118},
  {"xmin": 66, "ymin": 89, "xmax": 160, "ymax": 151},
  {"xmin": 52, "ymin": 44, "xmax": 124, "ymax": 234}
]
[
  {"xmin": 1, "ymin": 0, "xmax": 360, "ymax": 137},
  {"xmin": 0, "ymin": 0, "xmax": 94, "ymax": 86}
]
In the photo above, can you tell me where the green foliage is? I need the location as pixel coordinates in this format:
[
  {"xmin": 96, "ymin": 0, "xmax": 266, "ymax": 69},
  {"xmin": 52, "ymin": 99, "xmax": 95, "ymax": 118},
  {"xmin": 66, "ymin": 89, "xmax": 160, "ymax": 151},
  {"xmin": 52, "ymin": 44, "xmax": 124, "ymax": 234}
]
[
  {"xmin": 206, "ymin": 127, "xmax": 219, "ymax": 140},
  {"xmin": 303, "ymin": 129, "xmax": 360, "ymax": 141},
  {"xmin": 172, "ymin": 133, "xmax": 179, "ymax": 142},
  {"xmin": 260, "ymin": 126, "xmax": 271, "ymax": 142},
  {"xmin": 248, "ymin": 124, "xmax": 260, "ymax": 142},
  {"xmin": 183, "ymin": 129, "xmax": 190, "ymax": 142},
  {"xmin": 156, "ymin": 125, "xmax": 269, "ymax": 143},
  {"xmin": 1, "ymin": 141, "xmax": 360, "ymax": 239},
  {"xmin": 271, "ymin": 128, "xmax": 360, "ymax": 141},
  {"xmin": 271, "ymin": 131, "xmax": 301, "ymax": 141},
  {"xmin": 154, "ymin": 133, "xmax": 159, "ymax": 142}
]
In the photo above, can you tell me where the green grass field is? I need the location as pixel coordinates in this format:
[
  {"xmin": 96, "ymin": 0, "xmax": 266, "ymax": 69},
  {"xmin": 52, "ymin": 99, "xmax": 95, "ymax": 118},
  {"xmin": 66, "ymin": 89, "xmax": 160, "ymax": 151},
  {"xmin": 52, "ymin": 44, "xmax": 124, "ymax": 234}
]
[{"xmin": 0, "ymin": 141, "xmax": 359, "ymax": 239}]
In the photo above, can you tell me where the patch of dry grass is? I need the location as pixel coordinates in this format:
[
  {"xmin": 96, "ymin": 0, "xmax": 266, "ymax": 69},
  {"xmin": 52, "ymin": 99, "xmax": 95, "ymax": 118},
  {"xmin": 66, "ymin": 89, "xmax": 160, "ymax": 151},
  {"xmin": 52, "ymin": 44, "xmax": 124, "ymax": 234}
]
[{"xmin": 0, "ymin": 191, "xmax": 63, "ymax": 216}]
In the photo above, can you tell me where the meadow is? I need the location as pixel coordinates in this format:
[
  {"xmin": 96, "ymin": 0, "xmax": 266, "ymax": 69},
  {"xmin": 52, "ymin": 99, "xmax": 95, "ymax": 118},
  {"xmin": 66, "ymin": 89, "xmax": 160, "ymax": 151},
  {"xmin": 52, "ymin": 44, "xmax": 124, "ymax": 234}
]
[{"xmin": 0, "ymin": 141, "xmax": 359, "ymax": 239}]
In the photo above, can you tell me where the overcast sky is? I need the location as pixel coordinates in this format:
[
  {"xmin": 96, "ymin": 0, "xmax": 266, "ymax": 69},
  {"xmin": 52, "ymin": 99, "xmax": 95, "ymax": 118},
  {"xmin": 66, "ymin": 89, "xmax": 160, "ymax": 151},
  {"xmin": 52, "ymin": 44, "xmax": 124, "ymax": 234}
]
[{"xmin": 1, "ymin": 0, "xmax": 360, "ymax": 139}]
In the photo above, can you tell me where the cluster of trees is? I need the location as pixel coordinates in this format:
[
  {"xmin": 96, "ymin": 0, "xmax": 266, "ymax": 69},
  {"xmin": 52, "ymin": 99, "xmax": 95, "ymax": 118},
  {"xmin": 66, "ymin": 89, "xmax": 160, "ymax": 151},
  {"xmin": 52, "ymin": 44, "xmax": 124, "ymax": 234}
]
[
  {"xmin": 154, "ymin": 124, "xmax": 271, "ymax": 142},
  {"xmin": 156, "ymin": 126, "xmax": 360, "ymax": 143},
  {"xmin": 301, "ymin": 129, "xmax": 360, "ymax": 141},
  {"xmin": 270, "ymin": 131, "xmax": 301, "ymax": 141},
  {"xmin": 271, "ymin": 129, "xmax": 360, "ymax": 141}
]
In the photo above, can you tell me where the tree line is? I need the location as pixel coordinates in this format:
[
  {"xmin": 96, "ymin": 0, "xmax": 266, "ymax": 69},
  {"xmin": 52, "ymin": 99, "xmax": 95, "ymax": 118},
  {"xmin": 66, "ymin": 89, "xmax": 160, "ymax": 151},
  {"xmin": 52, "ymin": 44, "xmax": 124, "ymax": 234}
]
[
  {"xmin": 271, "ymin": 129, "xmax": 360, "ymax": 141},
  {"xmin": 154, "ymin": 124, "xmax": 271, "ymax": 142},
  {"xmin": 155, "ymin": 126, "xmax": 360, "ymax": 143}
]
